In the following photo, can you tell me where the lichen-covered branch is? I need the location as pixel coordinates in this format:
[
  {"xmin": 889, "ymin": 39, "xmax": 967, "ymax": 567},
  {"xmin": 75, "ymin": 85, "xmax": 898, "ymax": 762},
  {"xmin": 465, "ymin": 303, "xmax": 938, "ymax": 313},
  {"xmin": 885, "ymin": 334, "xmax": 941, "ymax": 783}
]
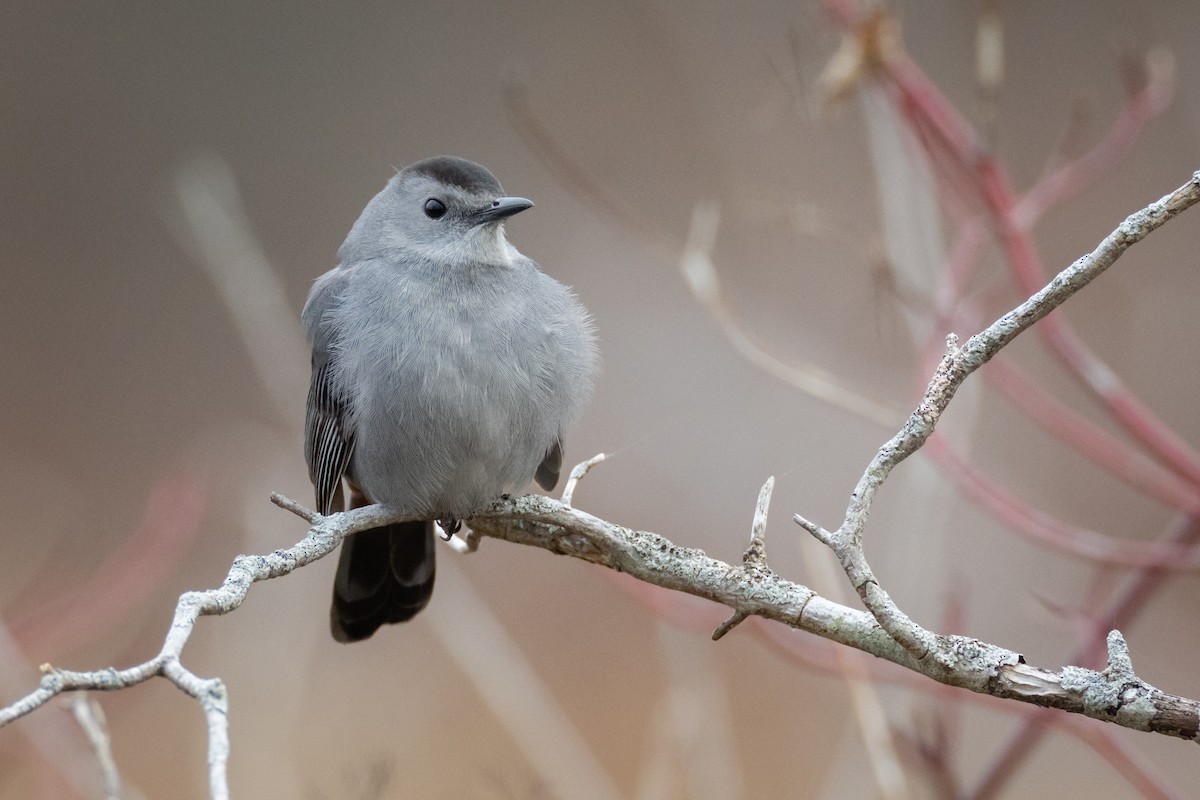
[
  {"xmin": 464, "ymin": 494, "xmax": 1199, "ymax": 740},
  {"xmin": 3, "ymin": 173, "xmax": 1199, "ymax": 800},
  {"xmin": 0, "ymin": 499, "xmax": 402, "ymax": 800},
  {"xmin": 795, "ymin": 170, "xmax": 1200, "ymax": 671}
]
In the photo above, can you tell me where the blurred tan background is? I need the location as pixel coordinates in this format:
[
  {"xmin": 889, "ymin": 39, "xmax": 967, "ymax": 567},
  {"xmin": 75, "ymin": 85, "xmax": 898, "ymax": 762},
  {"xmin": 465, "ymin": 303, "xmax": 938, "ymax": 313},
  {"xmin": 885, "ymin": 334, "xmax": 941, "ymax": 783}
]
[{"xmin": 3, "ymin": 1, "xmax": 1200, "ymax": 798}]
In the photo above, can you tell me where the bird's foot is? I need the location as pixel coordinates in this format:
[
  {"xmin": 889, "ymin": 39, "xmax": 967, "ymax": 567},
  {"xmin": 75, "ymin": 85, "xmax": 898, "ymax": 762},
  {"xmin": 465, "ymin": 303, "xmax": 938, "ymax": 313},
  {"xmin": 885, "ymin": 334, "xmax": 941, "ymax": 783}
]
[{"xmin": 437, "ymin": 518, "xmax": 462, "ymax": 540}]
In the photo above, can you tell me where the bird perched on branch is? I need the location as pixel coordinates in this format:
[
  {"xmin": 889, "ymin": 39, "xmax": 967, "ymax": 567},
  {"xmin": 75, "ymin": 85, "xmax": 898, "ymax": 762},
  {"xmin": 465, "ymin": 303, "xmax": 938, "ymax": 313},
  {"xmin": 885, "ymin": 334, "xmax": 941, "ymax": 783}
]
[{"xmin": 303, "ymin": 156, "xmax": 597, "ymax": 642}]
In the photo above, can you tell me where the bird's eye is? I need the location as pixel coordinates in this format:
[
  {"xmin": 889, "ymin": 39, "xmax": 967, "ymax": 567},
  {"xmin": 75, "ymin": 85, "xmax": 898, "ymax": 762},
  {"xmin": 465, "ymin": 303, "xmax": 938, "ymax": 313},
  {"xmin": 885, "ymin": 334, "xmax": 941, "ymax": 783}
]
[{"xmin": 423, "ymin": 198, "xmax": 447, "ymax": 219}]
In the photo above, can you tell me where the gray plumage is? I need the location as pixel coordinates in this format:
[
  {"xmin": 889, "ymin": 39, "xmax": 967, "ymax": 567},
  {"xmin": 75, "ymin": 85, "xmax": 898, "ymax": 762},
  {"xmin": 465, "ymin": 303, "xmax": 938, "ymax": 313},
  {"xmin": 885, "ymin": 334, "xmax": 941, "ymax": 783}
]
[{"xmin": 303, "ymin": 156, "xmax": 597, "ymax": 642}]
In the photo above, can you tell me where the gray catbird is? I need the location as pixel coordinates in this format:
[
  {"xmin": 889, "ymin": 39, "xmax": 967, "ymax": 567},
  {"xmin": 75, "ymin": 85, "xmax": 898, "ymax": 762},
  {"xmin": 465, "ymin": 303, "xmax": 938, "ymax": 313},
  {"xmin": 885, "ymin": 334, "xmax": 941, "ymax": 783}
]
[{"xmin": 303, "ymin": 156, "xmax": 597, "ymax": 642}]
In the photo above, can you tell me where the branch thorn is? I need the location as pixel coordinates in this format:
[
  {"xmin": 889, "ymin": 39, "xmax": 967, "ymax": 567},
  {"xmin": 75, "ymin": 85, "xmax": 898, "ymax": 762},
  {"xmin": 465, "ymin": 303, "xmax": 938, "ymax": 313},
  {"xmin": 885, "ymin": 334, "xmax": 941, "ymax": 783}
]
[
  {"xmin": 270, "ymin": 492, "xmax": 318, "ymax": 523},
  {"xmin": 562, "ymin": 452, "xmax": 607, "ymax": 507},
  {"xmin": 712, "ymin": 611, "xmax": 748, "ymax": 641},
  {"xmin": 743, "ymin": 476, "xmax": 774, "ymax": 568}
]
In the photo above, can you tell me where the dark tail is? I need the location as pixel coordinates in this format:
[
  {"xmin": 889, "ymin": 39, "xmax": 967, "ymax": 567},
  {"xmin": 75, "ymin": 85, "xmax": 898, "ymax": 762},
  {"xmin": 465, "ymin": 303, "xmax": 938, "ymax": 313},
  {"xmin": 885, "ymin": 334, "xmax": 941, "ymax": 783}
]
[{"xmin": 330, "ymin": 519, "xmax": 436, "ymax": 643}]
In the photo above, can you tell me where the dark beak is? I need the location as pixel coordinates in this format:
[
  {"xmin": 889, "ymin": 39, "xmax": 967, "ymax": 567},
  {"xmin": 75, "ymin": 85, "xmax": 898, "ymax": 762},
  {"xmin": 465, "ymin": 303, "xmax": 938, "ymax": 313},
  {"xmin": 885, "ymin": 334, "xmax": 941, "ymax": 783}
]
[{"xmin": 469, "ymin": 196, "xmax": 534, "ymax": 225}]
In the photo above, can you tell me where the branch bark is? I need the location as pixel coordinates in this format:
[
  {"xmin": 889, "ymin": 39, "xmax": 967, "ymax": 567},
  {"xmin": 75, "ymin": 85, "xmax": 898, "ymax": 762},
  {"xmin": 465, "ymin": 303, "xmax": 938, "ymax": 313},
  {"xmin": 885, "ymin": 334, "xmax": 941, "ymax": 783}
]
[{"xmin": 3, "ymin": 171, "xmax": 1199, "ymax": 800}]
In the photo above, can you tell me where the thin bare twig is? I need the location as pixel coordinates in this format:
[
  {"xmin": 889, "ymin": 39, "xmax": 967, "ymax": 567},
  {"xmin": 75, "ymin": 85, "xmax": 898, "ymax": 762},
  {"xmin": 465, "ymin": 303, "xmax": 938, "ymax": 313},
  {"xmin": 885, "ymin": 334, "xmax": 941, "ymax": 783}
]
[
  {"xmin": 69, "ymin": 695, "xmax": 121, "ymax": 800},
  {"xmin": 712, "ymin": 477, "xmax": 775, "ymax": 641},
  {"xmin": 797, "ymin": 524, "xmax": 910, "ymax": 800},
  {"xmin": 798, "ymin": 171, "xmax": 1200, "ymax": 670},
  {"xmin": 0, "ymin": 499, "xmax": 402, "ymax": 800},
  {"xmin": 562, "ymin": 452, "xmax": 607, "ymax": 507},
  {"xmin": 680, "ymin": 202, "xmax": 897, "ymax": 427},
  {"xmin": 859, "ymin": 19, "xmax": 1200, "ymax": 488}
]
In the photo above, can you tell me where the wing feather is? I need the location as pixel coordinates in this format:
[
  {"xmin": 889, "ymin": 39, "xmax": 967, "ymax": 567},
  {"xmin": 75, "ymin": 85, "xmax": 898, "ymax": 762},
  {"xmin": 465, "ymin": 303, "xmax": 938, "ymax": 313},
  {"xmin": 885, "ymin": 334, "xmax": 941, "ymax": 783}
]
[{"xmin": 305, "ymin": 356, "xmax": 355, "ymax": 515}]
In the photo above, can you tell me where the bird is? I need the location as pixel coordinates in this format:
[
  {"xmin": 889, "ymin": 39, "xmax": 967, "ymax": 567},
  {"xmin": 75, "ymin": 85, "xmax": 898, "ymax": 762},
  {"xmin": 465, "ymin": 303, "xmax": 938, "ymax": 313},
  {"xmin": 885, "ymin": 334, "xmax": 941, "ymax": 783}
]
[{"xmin": 303, "ymin": 155, "xmax": 597, "ymax": 642}]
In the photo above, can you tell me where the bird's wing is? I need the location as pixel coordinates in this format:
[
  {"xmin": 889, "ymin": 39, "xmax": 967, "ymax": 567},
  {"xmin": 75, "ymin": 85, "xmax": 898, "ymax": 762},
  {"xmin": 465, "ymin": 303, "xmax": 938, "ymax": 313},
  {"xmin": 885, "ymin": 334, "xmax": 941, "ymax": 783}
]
[
  {"xmin": 303, "ymin": 274, "xmax": 356, "ymax": 515},
  {"xmin": 305, "ymin": 355, "xmax": 355, "ymax": 515},
  {"xmin": 534, "ymin": 438, "xmax": 562, "ymax": 491}
]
